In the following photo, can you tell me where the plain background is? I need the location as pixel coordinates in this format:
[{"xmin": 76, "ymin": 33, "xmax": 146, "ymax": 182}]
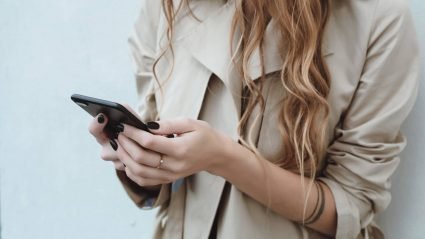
[{"xmin": 0, "ymin": 0, "xmax": 423, "ymax": 238}]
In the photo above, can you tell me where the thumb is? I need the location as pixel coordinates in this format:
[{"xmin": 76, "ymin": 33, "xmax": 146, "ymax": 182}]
[{"xmin": 146, "ymin": 118, "xmax": 197, "ymax": 135}]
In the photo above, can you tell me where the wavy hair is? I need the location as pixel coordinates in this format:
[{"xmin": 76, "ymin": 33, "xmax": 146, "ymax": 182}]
[{"xmin": 232, "ymin": 0, "xmax": 331, "ymax": 176}]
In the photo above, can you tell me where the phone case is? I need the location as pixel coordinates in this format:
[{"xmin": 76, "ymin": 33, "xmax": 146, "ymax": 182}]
[{"xmin": 71, "ymin": 94, "xmax": 149, "ymax": 136}]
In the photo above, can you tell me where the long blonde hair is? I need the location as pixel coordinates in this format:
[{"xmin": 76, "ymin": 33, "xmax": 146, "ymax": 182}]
[
  {"xmin": 233, "ymin": 0, "xmax": 331, "ymax": 177},
  {"xmin": 155, "ymin": 0, "xmax": 331, "ymax": 218}
]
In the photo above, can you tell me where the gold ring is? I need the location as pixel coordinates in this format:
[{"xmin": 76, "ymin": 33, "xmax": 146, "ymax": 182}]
[{"xmin": 156, "ymin": 155, "xmax": 164, "ymax": 169}]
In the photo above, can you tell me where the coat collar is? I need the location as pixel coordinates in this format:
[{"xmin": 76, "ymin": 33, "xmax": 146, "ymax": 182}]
[
  {"xmin": 175, "ymin": 0, "xmax": 335, "ymax": 82},
  {"xmin": 177, "ymin": 1, "xmax": 283, "ymax": 83},
  {"xmin": 174, "ymin": 0, "xmax": 334, "ymax": 120}
]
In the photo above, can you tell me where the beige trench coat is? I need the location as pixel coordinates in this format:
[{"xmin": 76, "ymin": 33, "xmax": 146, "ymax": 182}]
[{"xmin": 116, "ymin": 0, "xmax": 420, "ymax": 238}]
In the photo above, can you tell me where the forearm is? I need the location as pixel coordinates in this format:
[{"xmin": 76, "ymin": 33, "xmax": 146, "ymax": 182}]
[{"xmin": 210, "ymin": 139, "xmax": 337, "ymax": 237}]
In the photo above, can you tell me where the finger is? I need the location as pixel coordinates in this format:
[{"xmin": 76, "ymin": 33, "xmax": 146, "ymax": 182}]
[
  {"xmin": 124, "ymin": 167, "xmax": 168, "ymax": 187},
  {"xmin": 100, "ymin": 143, "xmax": 119, "ymax": 161},
  {"xmin": 145, "ymin": 117, "xmax": 197, "ymax": 135},
  {"xmin": 88, "ymin": 113, "xmax": 109, "ymax": 144},
  {"xmin": 117, "ymin": 134, "xmax": 163, "ymax": 168},
  {"xmin": 116, "ymin": 140, "xmax": 175, "ymax": 181},
  {"xmin": 113, "ymin": 160, "xmax": 126, "ymax": 171},
  {"xmin": 119, "ymin": 103, "xmax": 167, "ymax": 136},
  {"xmin": 122, "ymin": 124, "xmax": 177, "ymax": 155}
]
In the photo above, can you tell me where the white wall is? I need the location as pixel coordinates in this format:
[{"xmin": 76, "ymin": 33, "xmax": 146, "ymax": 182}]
[
  {"xmin": 0, "ymin": 0, "xmax": 423, "ymax": 238},
  {"xmin": 0, "ymin": 0, "xmax": 157, "ymax": 238}
]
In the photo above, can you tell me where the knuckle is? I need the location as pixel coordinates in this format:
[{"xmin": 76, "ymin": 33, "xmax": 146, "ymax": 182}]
[
  {"xmin": 124, "ymin": 129, "xmax": 134, "ymax": 139},
  {"xmin": 134, "ymin": 152, "xmax": 145, "ymax": 163},
  {"xmin": 100, "ymin": 147, "xmax": 116, "ymax": 161},
  {"xmin": 125, "ymin": 169, "xmax": 136, "ymax": 182},
  {"xmin": 175, "ymin": 150, "xmax": 183, "ymax": 159},
  {"xmin": 100, "ymin": 150, "xmax": 109, "ymax": 161},
  {"xmin": 125, "ymin": 167, "xmax": 133, "ymax": 177},
  {"xmin": 175, "ymin": 147, "xmax": 188, "ymax": 158},
  {"xmin": 135, "ymin": 177, "xmax": 148, "ymax": 187},
  {"xmin": 174, "ymin": 161, "xmax": 186, "ymax": 173},
  {"xmin": 142, "ymin": 136, "xmax": 155, "ymax": 148},
  {"xmin": 133, "ymin": 166, "xmax": 146, "ymax": 177}
]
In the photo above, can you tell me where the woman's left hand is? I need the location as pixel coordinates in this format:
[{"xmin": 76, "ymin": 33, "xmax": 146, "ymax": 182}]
[{"xmin": 116, "ymin": 118, "xmax": 230, "ymax": 187}]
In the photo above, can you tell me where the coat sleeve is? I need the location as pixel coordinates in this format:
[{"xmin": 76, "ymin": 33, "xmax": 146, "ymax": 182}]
[
  {"xmin": 318, "ymin": 1, "xmax": 420, "ymax": 238},
  {"xmin": 116, "ymin": 0, "xmax": 170, "ymax": 209}
]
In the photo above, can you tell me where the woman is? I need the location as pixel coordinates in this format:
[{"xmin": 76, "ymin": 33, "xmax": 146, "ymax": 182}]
[{"xmin": 88, "ymin": 0, "xmax": 419, "ymax": 238}]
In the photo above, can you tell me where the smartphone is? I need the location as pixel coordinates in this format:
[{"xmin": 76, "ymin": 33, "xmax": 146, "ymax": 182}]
[{"xmin": 71, "ymin": 94, "xmax": 149, "ymax": 136}]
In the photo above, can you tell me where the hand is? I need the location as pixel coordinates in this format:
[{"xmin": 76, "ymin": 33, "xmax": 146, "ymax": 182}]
[
  {"xmin": 116, "ymin": 118, "xmax": 231, "ymax": 187},
  {"xmin": 88, "ymin": 113, "xmax": 126, "ymax": 171}
]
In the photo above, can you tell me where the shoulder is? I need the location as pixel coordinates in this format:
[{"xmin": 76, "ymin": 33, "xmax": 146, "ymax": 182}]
[
  {"xmin": 333, "ymin": 0, "xmax": 413, "ymax": 30},
  {"xmin": 366, "ymin": 0, "xmax": 416, "ymax": 50},
  {"xmin": 141, "ymin": 0, "xmax": 162, "ymax": 12},
  {"xmin": 331, "ymin": 0, "xmax": 411, "ymax": 26},
  {"xmin": 373, "ymin": 0, "xmax": 410, "ymax": 17},
  {"xmin": 133, "ymin": 0, "xmax": 164, "ymax": 41},
  {"xmin": 137, "ymin": 0, "xmax": 163, "ymax": 27},
  {"xmin": 369, "ymin": 0, "xmax": 414, "ymax": 39},
  {"xmin": 334, "ymin": 0, "xmax": 410, "ymax": 13},
  {"xmin": 327, "ymin": 0, "xmax": 415, "ymax": 56}
]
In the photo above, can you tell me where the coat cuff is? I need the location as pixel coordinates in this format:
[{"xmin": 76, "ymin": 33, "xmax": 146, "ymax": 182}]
[
  {"xmin": 318, "ymin": 177, "xmax": 360, "ymax": 239},
  {"xmin": 116, "ymin": 170, "xmax": 170, "ymax": 209}
]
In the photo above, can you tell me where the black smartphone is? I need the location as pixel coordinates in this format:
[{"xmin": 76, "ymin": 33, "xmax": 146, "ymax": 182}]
[{"xmin": 71, "ymin": 94, "xmax": 149, "ymax": 137}]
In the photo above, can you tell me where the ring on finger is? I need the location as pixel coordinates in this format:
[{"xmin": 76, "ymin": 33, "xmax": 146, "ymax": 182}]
[{"xmin": 156, "ymin": 155, "xmax": 164, "ymax": 169}]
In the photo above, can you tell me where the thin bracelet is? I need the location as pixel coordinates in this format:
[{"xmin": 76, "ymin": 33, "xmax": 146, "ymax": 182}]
[
  {"xmin": 304, "ymin": 182, "xmax": 325, "ymax": 225},
  {"xmin": 302, "ymin": 181, "xmax": 321, "ymax": 224}
]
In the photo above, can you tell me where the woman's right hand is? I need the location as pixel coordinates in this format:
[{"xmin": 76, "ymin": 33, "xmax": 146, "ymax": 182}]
[{"xmin": 88, "ymin": 113, "xmax": 126, "ymax": 171}]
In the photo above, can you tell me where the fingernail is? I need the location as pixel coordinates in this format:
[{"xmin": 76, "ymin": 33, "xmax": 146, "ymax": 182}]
[
  {"xmin": 115, "ymin": 123, "xmax": 124, "ymax": 133},
  {"xmin": 97, "ymin": 114, "xmax": 105, "ymax": 124},
  {"xmin": 109, "ymin": 139, "xmax": 118, "ymax": 151},
  {"xmin": 147, "ymin": 121, "xmax": 160, "ymax": 130}
]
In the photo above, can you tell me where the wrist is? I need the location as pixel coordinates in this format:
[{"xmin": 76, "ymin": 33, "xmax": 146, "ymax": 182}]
[{"xmin": 208, "ymin": 134, "xmax": 246, "ymax": 178}]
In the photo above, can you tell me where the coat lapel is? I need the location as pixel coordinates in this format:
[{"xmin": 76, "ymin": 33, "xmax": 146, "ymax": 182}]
[
  {"xmin": 177, "ymin": 0, "xmax": 334, "ymax": 125},
  {"xmin": 178, "ymin": 0, "xmax": 242, "ymax": 121}
]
